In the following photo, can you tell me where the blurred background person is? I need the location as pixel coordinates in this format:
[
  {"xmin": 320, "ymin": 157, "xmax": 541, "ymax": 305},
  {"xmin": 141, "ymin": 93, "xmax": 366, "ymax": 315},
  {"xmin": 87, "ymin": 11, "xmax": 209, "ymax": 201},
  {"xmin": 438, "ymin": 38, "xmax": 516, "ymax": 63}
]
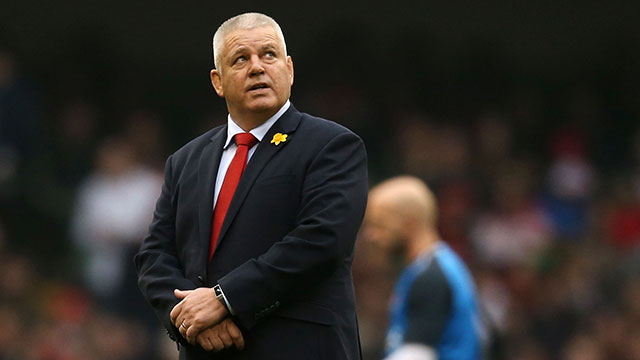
[
  {"xmin": 70, "ymin": 135, "xmax": 163, "ymax": 358},
  {"xmin": 71, "ymin": 136, "xmax": 161, "ymax": 311},
  {"xmin": 361, "ymin": 176, "xmax": 484, "ymax": 360}
]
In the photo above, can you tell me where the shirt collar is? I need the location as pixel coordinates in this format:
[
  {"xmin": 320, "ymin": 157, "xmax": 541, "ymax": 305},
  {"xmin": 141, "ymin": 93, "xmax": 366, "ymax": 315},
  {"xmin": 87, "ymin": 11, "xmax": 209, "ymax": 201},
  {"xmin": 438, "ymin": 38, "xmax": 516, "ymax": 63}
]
[{"xmin": 223, "ymin": 100, "xmax": 291, "ymax": 149}]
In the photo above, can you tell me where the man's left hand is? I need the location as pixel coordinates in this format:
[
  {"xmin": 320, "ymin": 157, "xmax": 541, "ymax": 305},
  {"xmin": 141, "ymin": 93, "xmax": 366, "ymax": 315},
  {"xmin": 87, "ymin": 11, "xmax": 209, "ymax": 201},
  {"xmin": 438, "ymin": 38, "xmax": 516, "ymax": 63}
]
[
  {"xmin": 197, "ymin": 318, "xmax": 245, "ymax": 352},
  {"xmin": 170, "ymin": 287, "xmax": 230, "ymax": 344}
]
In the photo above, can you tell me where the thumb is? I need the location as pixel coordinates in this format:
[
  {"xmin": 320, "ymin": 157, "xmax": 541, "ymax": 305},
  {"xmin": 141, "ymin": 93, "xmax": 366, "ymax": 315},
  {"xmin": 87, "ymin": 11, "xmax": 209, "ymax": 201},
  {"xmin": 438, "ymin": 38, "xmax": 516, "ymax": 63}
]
[{"xmin": 174, "ymin": 289, "xmax": 192, "ymax": 299}]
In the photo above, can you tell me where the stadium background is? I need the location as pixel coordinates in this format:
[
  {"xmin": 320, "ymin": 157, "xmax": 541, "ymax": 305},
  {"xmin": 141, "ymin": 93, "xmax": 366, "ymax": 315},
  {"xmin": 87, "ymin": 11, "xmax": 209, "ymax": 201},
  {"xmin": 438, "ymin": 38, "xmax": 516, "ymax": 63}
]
[{"xmin": 1, "ymin": 1, "xmax": 640, "ymax": 359}]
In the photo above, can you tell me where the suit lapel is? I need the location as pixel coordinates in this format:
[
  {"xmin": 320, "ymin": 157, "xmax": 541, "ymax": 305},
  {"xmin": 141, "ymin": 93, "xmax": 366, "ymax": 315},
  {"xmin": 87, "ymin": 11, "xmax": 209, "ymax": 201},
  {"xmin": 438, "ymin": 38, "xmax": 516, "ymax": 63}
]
[
  {"xmin": 198, "ymin": 126, "xmax": 227, "ymax": 260},
  {"xmin": 214, "ymin": 106, "xmax": 302, "ymax": 252}
]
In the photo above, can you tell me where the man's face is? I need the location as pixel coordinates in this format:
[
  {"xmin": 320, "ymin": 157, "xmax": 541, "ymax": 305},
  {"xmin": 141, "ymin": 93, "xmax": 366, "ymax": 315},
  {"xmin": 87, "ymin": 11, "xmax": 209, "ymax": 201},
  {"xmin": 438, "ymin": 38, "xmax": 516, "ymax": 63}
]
[
  {"xmin": 210, "ymin": 26, "xmax": 294, "ymax": 123},
  {"xmin": 360, "ymin": 196, "xmax": 407, "ymax": 255}
]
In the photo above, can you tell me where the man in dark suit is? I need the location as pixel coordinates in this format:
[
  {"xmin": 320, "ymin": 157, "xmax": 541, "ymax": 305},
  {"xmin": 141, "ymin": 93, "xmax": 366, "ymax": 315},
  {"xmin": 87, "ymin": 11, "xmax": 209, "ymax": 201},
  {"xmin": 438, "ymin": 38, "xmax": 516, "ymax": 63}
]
[{"xmin": 135, "ymin": 12, "xmax": 368, "ymax": 359}]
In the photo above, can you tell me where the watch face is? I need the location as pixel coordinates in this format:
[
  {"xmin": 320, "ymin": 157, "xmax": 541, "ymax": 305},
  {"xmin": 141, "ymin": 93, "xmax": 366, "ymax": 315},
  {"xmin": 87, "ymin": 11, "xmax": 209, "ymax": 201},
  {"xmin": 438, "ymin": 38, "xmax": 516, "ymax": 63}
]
[{"xmin": 214, "ymin": 285, "xmax": 223, "ymax": 298}]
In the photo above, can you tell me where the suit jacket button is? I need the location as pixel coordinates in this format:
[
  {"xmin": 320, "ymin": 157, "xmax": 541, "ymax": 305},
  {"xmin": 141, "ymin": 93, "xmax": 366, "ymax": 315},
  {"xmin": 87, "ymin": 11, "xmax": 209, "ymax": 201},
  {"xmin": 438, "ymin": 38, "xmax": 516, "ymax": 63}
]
[{"xmin": 197, "ymin": 276, "xmax": 204, "ymax": 284}]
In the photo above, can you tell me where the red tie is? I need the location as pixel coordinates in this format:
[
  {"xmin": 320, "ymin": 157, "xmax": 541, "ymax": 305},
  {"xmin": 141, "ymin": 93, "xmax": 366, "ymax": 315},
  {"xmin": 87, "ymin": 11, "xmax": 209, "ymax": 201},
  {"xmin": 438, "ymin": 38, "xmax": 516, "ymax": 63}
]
[{"xmin": 209, "ymin": 132, "xmax": 258, "ymax": 261}]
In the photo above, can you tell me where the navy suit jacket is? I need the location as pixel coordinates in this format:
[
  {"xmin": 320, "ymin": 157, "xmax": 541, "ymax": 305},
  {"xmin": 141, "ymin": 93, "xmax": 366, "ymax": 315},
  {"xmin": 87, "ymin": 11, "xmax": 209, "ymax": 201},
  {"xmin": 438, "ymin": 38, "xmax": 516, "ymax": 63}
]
[{"xmin": 135, "ymin": 105, "xmax": 368, "ymax": 359}]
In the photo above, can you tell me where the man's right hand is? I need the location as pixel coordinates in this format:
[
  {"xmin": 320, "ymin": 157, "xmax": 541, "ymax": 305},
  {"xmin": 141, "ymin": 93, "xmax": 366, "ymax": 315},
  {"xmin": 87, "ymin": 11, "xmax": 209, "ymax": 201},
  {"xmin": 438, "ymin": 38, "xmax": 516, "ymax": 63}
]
[{"xmin": 197, "ymin": 318, "xmax": 245, "ymax": 352}]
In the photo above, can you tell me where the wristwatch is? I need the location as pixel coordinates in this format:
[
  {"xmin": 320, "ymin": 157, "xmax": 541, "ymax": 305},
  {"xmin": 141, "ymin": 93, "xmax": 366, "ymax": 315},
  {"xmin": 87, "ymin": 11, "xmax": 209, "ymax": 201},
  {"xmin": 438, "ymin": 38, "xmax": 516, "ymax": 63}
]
[{"xmin": 213, "ymin": 284, "xmax": 230, "ymax": 312}]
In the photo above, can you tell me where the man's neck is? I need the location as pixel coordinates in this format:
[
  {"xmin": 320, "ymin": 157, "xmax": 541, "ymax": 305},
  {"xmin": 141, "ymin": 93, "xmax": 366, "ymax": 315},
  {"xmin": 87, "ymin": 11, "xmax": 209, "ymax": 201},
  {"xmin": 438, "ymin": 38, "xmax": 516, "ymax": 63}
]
[
  {"xmin": 228, "ymin": 101, "xmax": 291, "ymax": 132},
  {"xmin": 406, "ymin": 230, "xmax": 439, "ymax": 262},
  {"xmin": 231, "ymin": 113, "xmax": 275, "ymax": 131},
  {"xmin": 229, "ymin": 109, "xmax": 278, "ymax": 132}
]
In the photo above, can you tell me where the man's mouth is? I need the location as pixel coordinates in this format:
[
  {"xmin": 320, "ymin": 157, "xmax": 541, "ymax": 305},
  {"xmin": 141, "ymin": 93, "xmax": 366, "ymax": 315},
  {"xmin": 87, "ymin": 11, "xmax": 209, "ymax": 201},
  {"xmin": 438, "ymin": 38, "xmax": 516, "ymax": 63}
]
[{"xmin": 248, "ymin": 83, "xmax": 269, "ymax": 92}]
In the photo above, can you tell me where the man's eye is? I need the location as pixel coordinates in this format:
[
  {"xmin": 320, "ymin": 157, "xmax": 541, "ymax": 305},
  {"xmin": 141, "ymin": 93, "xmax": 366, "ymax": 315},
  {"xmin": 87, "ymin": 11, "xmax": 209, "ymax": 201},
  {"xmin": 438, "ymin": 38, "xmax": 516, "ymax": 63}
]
[
  {"xmin": 234, "ymin": 56, "xmax": 246, "ymax": 64},
  {"xmin": 265, "ymin": 52, "xmax": 275, "ymax": 57}
]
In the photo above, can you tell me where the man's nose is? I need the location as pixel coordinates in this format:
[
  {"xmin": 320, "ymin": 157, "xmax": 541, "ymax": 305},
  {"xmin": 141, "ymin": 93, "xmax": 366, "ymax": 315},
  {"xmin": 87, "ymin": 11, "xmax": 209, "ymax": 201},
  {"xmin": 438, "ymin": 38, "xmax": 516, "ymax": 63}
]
[{"xmin": 248, "ymin": 55, "xmax": 265, "ymax": 76}]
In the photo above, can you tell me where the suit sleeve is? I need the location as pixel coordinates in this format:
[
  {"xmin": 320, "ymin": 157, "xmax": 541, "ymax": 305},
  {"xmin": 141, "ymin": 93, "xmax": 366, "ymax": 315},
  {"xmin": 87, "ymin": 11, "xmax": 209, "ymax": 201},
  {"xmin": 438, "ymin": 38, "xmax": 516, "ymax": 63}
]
[
  {"xmin": 218, "ymin": 131, "xmax": 368, "ymax": 329},
  {"xmin": 134, "ymin": 155, "xmax": 197, "ymax": 344}
]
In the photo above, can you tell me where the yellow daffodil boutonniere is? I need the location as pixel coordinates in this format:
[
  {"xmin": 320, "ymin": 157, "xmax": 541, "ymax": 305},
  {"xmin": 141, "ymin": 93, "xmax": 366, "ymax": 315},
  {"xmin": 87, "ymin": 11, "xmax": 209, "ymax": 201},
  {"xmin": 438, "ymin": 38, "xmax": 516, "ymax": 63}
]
[{"xmin": 271, "ymin": 133, "xmax": 288, "ymax": 146}]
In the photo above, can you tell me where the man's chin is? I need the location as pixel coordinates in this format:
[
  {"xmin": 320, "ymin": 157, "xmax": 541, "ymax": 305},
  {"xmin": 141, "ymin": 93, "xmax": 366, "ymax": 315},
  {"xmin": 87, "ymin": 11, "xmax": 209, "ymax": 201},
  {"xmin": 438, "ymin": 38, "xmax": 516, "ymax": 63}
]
[{"xmin": 246, "ymin": 99, "xmax": 282, "ymax": 114}]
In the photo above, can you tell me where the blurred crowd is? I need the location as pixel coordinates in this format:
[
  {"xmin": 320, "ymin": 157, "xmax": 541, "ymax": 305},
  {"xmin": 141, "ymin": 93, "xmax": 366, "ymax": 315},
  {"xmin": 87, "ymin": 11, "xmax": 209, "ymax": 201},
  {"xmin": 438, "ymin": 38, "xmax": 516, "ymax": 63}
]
[
  {"xmin": 2, "ymin": 33, "xmax": 640, "ymax": 360},
  {"xmin": 352, "ymin": 94, "xmax": 640, "ymax": 358},
  {"xmin": 0, "ymin": 49, "xmax": 175, "ymax": 359}
]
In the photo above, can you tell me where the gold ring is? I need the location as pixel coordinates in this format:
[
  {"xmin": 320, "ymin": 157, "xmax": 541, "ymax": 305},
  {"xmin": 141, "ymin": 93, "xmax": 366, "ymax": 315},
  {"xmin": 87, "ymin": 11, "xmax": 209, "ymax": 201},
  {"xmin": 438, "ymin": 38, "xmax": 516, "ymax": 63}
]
[{"xmin": 180, "ymin": 322, "xmax": 187, "ymax": 329}]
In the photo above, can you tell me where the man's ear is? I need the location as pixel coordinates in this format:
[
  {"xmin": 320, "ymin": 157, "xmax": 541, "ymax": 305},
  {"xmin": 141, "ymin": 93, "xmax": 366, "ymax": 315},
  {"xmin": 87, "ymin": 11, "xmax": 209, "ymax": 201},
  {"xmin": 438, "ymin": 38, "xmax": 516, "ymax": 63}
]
[
  {"xmin": 210, "ymin": 69, "xmax": 224, "ymax": 97},
  {"xmin": 286, "ymin": 56, "xmax": 294, "ymax": 86},
  {"xmin": 402, "ymin": 215, "xmax": 421, "ymax": 235}
]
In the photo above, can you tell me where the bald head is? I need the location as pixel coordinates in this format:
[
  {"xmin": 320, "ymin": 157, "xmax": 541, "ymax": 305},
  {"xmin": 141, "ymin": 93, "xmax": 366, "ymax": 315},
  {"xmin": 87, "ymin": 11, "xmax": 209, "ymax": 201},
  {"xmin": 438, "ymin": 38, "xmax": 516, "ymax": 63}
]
[
  {"xmin": 362, "ymin": 176, "xmax": 439, "ymax": 260},
  {"xmin": 369, "ymin": 176, "xmax": 438, "ymax": 230}
]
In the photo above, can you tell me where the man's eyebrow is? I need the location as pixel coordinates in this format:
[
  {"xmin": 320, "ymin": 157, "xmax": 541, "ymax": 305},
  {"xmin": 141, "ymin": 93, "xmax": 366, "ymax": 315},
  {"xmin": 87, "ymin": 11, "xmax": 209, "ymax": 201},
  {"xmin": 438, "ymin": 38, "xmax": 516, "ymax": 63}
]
[
  {"xmin": 261, "ymin": 44, "xmax": 278, "ymax": 51},
  {"xmin": 229, "ymin": 46, "xmax": 248, "ymax": 58}
]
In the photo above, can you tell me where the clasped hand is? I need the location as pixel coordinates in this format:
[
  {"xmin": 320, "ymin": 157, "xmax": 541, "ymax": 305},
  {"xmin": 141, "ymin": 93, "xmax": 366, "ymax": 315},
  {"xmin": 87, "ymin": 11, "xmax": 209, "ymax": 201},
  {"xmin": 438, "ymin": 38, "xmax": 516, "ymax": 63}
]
[{"xmin": 170, "ymin": 287, "xmax": 244, "ymax": 351}]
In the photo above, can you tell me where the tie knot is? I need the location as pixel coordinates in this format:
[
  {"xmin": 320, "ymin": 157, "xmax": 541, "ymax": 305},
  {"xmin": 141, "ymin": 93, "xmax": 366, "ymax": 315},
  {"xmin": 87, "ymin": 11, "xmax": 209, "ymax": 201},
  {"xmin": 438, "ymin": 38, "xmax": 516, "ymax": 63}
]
[{"xmin": 235, "ymin": 132, "xmax": 258, "ymax": 147}]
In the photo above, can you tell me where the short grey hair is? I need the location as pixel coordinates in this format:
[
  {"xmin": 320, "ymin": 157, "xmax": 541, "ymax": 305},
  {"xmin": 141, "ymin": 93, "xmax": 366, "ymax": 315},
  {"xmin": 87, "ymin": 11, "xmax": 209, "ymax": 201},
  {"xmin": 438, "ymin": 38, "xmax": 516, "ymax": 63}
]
[{"xmin": 212, "ymin": 12, "xmax": 288, "ymax": 71}]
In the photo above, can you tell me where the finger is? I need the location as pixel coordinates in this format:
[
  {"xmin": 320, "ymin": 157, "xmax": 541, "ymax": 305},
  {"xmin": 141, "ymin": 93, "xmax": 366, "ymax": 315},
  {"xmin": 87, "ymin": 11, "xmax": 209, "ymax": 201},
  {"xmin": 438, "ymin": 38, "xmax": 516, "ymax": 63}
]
[
  {"xmin": 179, "ymin": 323, "xmax": 188, "ymax": 339},
  {"xmin": 174, "ymin": 289, "xmax": 192, "ymax": 299},
  {"xmin": 169, "ymin": 301, "xmax": 182, "ymax": 325},
  {"xmin": 218, "ymin": 326, "xmax": 233, "ymax": 348},
  {"xmin": 187, "ymin": 330, "xmax": 197, "ymax": 345},
  {"xmin": 198, "ymin": 333, "xmax": 213, "ymax": 351},
  {"xmin": 171, "ymin": 297, "xmax": 189, "ymax": 326},
  {"xmin": 226, "ymin": 320, "xmax": 245, "ymax": 350},
  {"xmin": 186, "ymin": 323, "xmax": 201, "ymax": 344},
  {"xmin": 175, "ymin": 313, "xmax": 186, "ymax": 332},
  {"xmin": 211, "ymin": 333, "xmax": 224, "ymax": 352},
  {"xmin": 174, "ymin": 306, "xmax": 189, "ymax": 332}
]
